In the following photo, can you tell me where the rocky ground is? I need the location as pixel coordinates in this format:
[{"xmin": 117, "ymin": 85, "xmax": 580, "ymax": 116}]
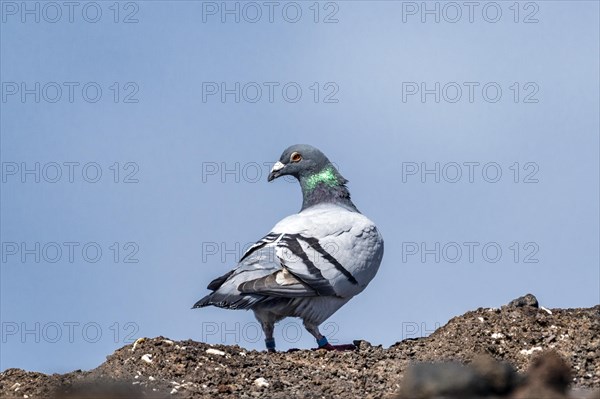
[{"xmin": 1, "ymin": 294, "xmax": 598, "ymax": 398}]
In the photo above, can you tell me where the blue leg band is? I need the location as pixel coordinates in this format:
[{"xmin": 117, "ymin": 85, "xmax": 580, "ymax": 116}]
[
  {"xmin": 265, "ymin": 338, "xmax": 276, "ymax": 350},
  {"xmin": 317, "ymin": 336, "xmax": 328, "ymax": 347}
]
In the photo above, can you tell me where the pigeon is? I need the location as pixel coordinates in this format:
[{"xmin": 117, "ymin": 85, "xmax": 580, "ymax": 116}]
[{"xmin": 193, "ymin": 144, "xmax": 384, "ymax": 352}]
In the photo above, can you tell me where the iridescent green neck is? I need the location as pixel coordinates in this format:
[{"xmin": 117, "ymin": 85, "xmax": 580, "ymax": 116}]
[
  {"xmin": 303, "ymin": 166, "xmax": 339, "ymax": 191},
  {"xmin": 299, "ymin": 166, "xmax": 359, "ymax": 212}
]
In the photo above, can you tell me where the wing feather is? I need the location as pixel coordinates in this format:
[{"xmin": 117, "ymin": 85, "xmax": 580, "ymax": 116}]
[
  {"xmin": 238, "ymin": 268, "xmax": 317, "ymax": 297},
  {"xmin": 195, "ymin": 205, "xmax": 384, "ymax": 310}
]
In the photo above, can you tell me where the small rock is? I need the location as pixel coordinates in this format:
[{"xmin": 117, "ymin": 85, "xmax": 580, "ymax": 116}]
[
  {"xmin": 206, "ymin": 348, "xmax": 226, "ymax": 356},
  {"xmin": 508, "ymin": 294, "xmax": 539, "ymax": 308},
  {"xmin": 141, "ymin": 354, "xmax": 153, "ymax": 363},
  {"xmin": 520, "ymin": 347, "xmax": 543, "ymax": 356},
  {"xmin": 254, "ymin": 377, "xmax": 270, "ymax": 388},
  {"xmin": 218, "ymin": 384, "xmax": 232, "ymax": 393},
  {"xmin": 353, "ymin": 340, "xmax": 372, "ymax": 350},
  {"xmin": 131, "ymin": 337, "xmax": 146, "ymax": 352}
]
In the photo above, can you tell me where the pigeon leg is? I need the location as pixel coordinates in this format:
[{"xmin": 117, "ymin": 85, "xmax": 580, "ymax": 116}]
[
  {"xmin": 303, "ymin": 321, "xmax": 356, "ymax": 351},
  {"xmin": 261, "ymin": 321, "xmax": 276, "ymax": 353},
  {"xmin": 254, "ymin": 310, "xmax": 277, "ymax": 352}
]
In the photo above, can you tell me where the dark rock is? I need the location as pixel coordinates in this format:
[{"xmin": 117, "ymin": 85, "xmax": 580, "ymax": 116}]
[
  {"xmin": 396, "ymin": 351, "xmax": 575, "ymax": 399},
  {"xmin": 471, "ymin": 354, "xmax": 518, "ymax": 394},
  {"xmin": 512, "ymin": 351, "xmax": 572, "ymax": 398},
  {"xmin": 396, "ymin": 355, "xmax": 519, "ymax": 398},
  {"xmin": 508, "ymin": 294, "xmax": 539, "ymax": 308},
  {"xmin": 527, "ymin": 351, "xmax": 572, "ymax": 393},
  {"xmin": 353, "ymin": 340, "xmax": 372, "ymax": 350},
  {"xmin": 397, "ymin": 362, "xmax": 486, "ymax": 398}
]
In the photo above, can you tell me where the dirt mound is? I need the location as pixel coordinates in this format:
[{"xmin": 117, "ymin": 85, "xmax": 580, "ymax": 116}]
[{"xmin": 1, "ymin": 295, "xmax": 598, "ymax": 398}]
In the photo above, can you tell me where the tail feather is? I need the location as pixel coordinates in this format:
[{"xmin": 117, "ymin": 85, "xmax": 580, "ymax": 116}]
[
  {"xmin": 192, "ymin": 292, "xmax": 264, "ymax": 310},
  {"xmin": 207, "ymin": 270, "xmax": 235, "ymax": 291}
]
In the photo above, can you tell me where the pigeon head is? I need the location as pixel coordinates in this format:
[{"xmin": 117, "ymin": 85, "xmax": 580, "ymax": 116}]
[
  {"xmin": 267, "ymin": 144, "xmax": 333, "ymax": 183},
  {"xmin": 268, "ymin": 144, "xmax": 358, "ymax": 212}
]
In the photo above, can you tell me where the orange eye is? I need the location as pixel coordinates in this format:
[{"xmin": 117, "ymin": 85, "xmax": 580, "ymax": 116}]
[{"xmin": 290, "ymin": 152, "xmax": 302, "ymax": 163}]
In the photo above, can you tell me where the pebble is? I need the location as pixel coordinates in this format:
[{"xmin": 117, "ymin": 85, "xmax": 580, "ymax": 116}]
[
  {"xmin": 131, "ymin": 337, "xmax": 146, "ymax": 352},
  {"xmin": 540, "ymin": 306, "xmax": 553, "ymax": 315},
  {"xmin": 520, "ymin": 347, "xmax": 543, "ymax": 356},
  {"xmin": 206, "ymin": 348, "xmax": 226, "ymax": 356},
  {"xmin": 254, "ymin": 377, "xmax": 270, "ymax": 388},
  {"xmin": 141, "ymin": 354, "xmax": 153, "ymax": 363}
]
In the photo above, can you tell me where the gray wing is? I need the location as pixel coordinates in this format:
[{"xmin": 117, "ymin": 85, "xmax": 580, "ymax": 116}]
[
  {"xmin": 240, "ymin": 222, "xmax": 381, "ymax": 299},
  {"xmin": 238, "ymin": 266, "xmax": 317, "ymax": 297},
  {"xmin": 234, "ymin": 233, "xmax": 322, "ymax": 297},
  {"xmin": 194, "ymin": 209, "xmax": 383, "ymax": 309},
  {"xmin": 194, "ymin": 232, "xmax": 315, "ymax": 309}
]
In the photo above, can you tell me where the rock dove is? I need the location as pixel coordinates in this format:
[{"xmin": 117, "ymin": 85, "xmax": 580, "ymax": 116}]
[{"xmin": 193, "ymin": 144, "xmax": 384, "ymax": 352}]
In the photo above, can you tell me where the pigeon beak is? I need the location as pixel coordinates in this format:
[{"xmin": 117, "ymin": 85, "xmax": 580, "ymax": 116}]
[{"xmin": 268, "ymin": 161, "xmax": 285, "ymax": 182}]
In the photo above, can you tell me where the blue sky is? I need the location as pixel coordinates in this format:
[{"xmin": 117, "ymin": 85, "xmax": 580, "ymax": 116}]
[{"xmin": 1, "ymin": 1, "xmax": 599, "ymax": 373}]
